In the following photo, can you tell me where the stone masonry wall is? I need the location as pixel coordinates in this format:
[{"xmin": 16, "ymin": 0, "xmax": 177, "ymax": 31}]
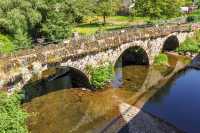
[{"xmin": 0, "ymin": 23, "xmax": 197, "ymax": 92}]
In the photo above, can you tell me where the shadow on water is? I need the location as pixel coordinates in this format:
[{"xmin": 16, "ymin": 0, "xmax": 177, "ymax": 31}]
[
  {"xmin": 22, "ymin": 67, "xmax": 91, "ymax": 102},
  {"xmin": 139, "ymin": 68, "xmax": 200, "ymax": 133},
  {"xmin": 118, "ymin": 66, "xmax": 200, "ymax": 132},
  {"xmin": 101, "ymin": 53, "xmax": 192, "ymax": 133},
  {"xmin": 22, "ymin": 52, "xmax": 195, "ymax": 133}
]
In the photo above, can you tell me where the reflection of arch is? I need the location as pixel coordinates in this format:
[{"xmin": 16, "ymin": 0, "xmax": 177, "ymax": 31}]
[
  {"xmin": 47, "ymin": 66, "xmax": 90, "ymax": 89},
  {"xmin": 163, "ymin": 35, "xmax": 179, "ymax": 51},
  {"xmin": 115, "ymin": 46, "xmax": 149, "ymax": 68},
  {"xmin": 22, "ymin": 66, "xmax": 90, "ymax": 102},
  {"xmin": 62, "ymin": 66, "xmax": 90, "ymax": 88}
]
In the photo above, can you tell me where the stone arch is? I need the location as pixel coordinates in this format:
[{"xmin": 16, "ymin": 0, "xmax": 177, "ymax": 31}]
[
  {"xmin": 48, "ymin": 66, "xmax": 91, "ymax": 88},
  {"xmin": 114, "ymin": 46, "xmax": 150, "ymax": 68},
  {"xmin": 162, "ymin": 35, "xmax": 179, "ymax": 51},
  {"xmin": 22, "ymin": 65, "xmax": 90, "ymax": 102}
]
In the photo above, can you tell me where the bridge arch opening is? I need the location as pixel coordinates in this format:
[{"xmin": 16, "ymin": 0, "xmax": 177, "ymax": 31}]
[
  {"xmin": 22, "ymin": 66, "xmax": 90, "ymax": 102},
  {"xmin": 112, "ymin": 46, "xmax": 149, "ymax": 88},
  {"xmin": 163, "ymin": 35, "xmax": 179, "ymax": 51},
  {"xmin": 115, "ymin": 46, "xmax": 149, "ymax": 68}
]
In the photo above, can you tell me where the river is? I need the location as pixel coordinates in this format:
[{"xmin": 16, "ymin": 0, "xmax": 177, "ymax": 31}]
[{"xmin": 22, "ymin": 53, "xmax": 200, "ymax": 133}]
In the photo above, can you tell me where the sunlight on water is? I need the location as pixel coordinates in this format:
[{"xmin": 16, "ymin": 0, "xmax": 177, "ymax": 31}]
[{"xmin": 23, "ymin": 53, "xmax": 190, "ymax": 133}]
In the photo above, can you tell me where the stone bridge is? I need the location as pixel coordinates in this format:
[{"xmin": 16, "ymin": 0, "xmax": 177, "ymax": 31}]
[{"xmin": 0, "ymin": 23, "xmax": 198, "ymax": 92}]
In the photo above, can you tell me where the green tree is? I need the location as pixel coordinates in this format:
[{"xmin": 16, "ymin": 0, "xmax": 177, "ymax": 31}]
[
  {"xmin": 42, "ymin": 0, "xmax": 96, "ymax": 41},
  {"xmin": 0, "ymin": 0, "xmax": 95, "ymax": 45},
  {"xmin": 0, "ymin": 0, "xmax": 45, "ymax": 49},
  {"xmin": 96, "ymin": 0, "xmax": 121, "ymax": 24},
  {"xmin": 134, "ymin": 0, "xmax": 185, "ymax": 19},
  {"xmin": 0, "ymin": 0, "xmax": 107, "ymax": 51}
]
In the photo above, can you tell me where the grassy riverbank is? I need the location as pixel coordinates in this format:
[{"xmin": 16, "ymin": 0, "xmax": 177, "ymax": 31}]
[{"xmin": 0, "ymin": 92, "xmax": 28, "ymax": 133}]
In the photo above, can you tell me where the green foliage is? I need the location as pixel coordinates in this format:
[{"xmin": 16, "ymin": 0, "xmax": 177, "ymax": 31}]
[
  {"xmin": 96, "ymin": 0, "xmax": 121, "ymax": 24},
  {"xmin": 187, "ymin": 9, "xmax": 200, "ymax": 22},
  {"xmin": 0, "ymin": 92, "xmax": 28, "ymax": 133},
  {"xmin": 133, "ymin": 0, "xmax": 185, "ymax": 19},
  {"xmin": 176, "ymin": 37, "xmax": 200, "ymax": 53},
  {"xmin": 176, "ymin": 30, "xmax": 200, "ymax": 54},
  {"xmin": 0, "ymin": 0, "xmax": 96, "ymax": 49},
  {"xmin": 194, "ymin": 0, "xmax": 200, "ymax": 6},
  {"xmin": 154, "ymin": 54, "xmax": 169, "ymax": 65},
  {"xmin": 13, "ymin": 31, "xmax": 32, "ymax": 50},
  {"xmin": 0, "ymin": 34, "xmax": 15, "ymax": 54},
  {"xmin": 41, "ymin": 12, "xmax": 72, "ymax": 41},
  {"xmin": 0, "ymin": 0, "xmax": 44, "ymax": 48},
  {"xmin": 187, "ymin": 16, "xmax": 196, "ymax": 22},
  {"xmin": 87, "ymin": 63, "xmax": 113, "ymax": 89}
]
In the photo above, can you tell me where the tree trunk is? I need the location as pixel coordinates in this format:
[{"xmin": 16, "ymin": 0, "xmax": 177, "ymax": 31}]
[{"xmin": 103, "ymin": 15, "xmax": 106, "ymax": 25}]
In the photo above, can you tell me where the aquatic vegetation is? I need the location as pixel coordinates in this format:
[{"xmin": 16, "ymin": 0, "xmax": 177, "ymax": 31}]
[
  {"xmin": 154, "ymin": 54, "xmax": 168, "ymax": 65},
  {"xmin": 0, "ymin": 92, "xmax": 28, "ymax": 133},
  {"xmin": 86, "ymin": 63, "xmax": 113, "ymax": 89}
]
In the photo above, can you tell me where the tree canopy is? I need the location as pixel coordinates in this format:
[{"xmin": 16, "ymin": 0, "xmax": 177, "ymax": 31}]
[
  {"xmin": 134, "ymin": 0, "xmax": 187, "ymax": 19},
  {"xmin": 0, "ymin": 0, "xmax": 96, "ymax": 52},
  {"xmin": 0, "ymin": 0, "xmax": 197, "ymax": 54},
  {"xmin": 96, "ymin": 0, "xmax": 121, "ymax": 24}
]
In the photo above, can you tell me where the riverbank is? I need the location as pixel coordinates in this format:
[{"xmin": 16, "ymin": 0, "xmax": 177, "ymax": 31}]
[
  {"xmin": 166, "ymin": 51, "xmax": 200, "ymax": 69},
  {"xmin": 188, "ymin": 54, "xmax": 200, "ymax": 69}
]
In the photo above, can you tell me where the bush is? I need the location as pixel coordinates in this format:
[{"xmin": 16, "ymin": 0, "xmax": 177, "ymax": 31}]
[
  {"xmin": 187, "ymin": 9, "xmax": 200, "ymax": 23},
  {"xmin": 87, "ymin": 63, "xmax": 113, "ymax": 89},
  {"xmin": 176, "ymin": 37, "xmax": 200, "ymax": 54},
  {"xmin": 176, "ymin": 31, "xmax": 200, "ymax": 54},
  {"xmin": 145, "ymin": 20, "xmax": 156, "ymax": 25},
  {"xmin": 187, "ymin": 16, "xmax": 195, "ymax": 22},
  {"xmin": 0, "ymin": 34, "xmax": 15, "ymax": 54},
  {"xmin": 154, "ymin": 54, "xmax": 168, "ymax": 65},
  {"xmin": 0, "ymin": 92, "xmax": 28, "ymax": 133},
  {"xmin": 187, "ymin": 15, "xmax": 200, "ymax": 23},
  {"xmin": 13, "ymin": 31, "xmax": 32, "ymax": 50}
]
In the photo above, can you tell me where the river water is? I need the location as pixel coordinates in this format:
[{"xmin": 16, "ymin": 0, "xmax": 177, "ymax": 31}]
[
  {"xmin": 23, "ymin": 54, "xmax": 200, "ymax": 133},
  {"xmin": 143, "ymin": 68, "xmax": 200, "ymax": 133}
]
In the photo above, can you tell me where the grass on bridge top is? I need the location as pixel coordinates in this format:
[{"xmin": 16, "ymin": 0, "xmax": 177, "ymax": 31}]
[{"xmin": 74, "ymin": 16, "xmax": 149, "ymax": 35}]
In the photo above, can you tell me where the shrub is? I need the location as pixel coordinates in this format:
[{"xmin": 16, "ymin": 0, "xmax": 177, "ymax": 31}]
[
  {"xmin": 0, "ymin": 34, "xmax": 15, "ymax": 54},
  {"xmin": 145, "ymin": 20, "xmax": 156, "ymax": 25},
  {"xmin": 154, "ymin": 54, "xmax": 168, "ymax": 65},
  {"xmin": 187, "ymin": 16, "xmax": 195, "ymax": 22},
  {"xmin": 187, "ymin": 15, "xmax": 200, "ymax": 23},
  {"xmin": 0, "ymin": 92, "xmax": 28, "ymax": 133},
  {"xmin": 176, "ymin": 31, "xmax": 200, "ymax": 54},
  {"xmin": 13, "ymin": 31, "xmax": 32, "ymax": 50},
  {"xmin": 87, "ymin": 63, "xmax": 113, "ymax": 89}
]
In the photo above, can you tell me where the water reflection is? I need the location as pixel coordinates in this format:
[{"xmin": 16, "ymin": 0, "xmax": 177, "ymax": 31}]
[
  {"xmin": 23, "ymin": 67, "xmax": 90, "ymax": 102},
  {"xmin": 23, "ymin": 53, "xmax": 190, "ymax": 133},
  {"xmin": 112, "ymin": 65, "xmax": 149, "ymax": 89},
  {"xmin": 143, "ymin": 68, "xmax": 200, "ymax": 133}
]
